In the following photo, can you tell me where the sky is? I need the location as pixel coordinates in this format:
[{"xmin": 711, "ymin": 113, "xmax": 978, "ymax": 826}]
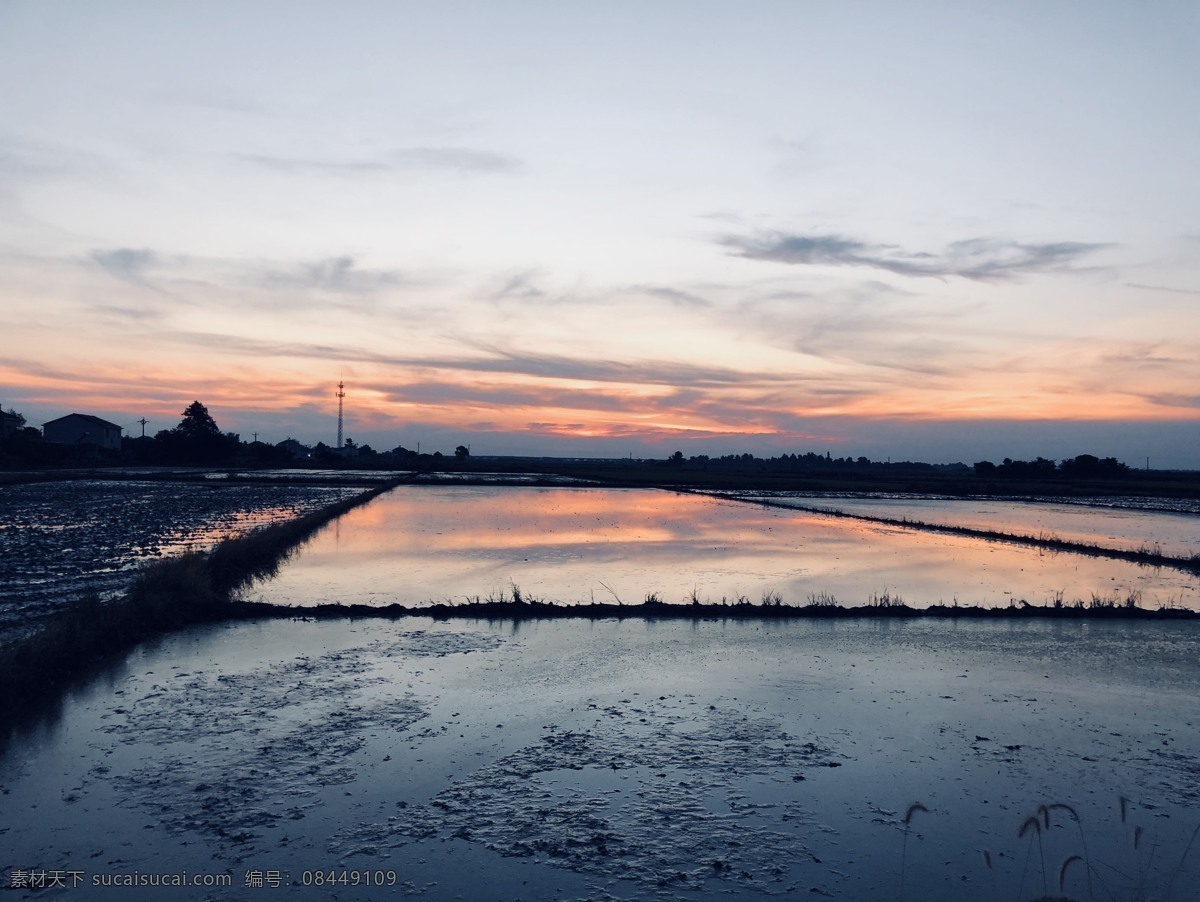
[{"xmin": 2, "ymin": 1, "xmax": 1199, "ymax": 467}]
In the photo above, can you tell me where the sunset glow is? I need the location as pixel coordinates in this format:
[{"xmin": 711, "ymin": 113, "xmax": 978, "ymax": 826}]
[{"xmin": 2, "ymin": 2, "xmax": 1198, "ymax": 465}]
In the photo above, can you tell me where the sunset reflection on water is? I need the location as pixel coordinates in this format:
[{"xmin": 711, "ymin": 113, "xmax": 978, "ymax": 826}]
[{"xmin": 252, "ymin": 487, "xmax": 1199, "ymax": 611}]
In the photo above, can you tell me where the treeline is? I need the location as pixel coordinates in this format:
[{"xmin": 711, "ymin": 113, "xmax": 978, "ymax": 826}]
[
  {"xmin": 972, "ymin": 454, "xmax": 1129, "ymax": 479},
  {"xmin": 663, "ymin": 451, "xmax": 1135, "ymax": 481},
  {"xmin": 667, "ymin": 451, "xmax": 1133, "ymax": 478},
  {"xmin": 652, "ymin": 452, "xmax": 1140, "ymax": 484},
  {"xmin": 667, "ymin": 450, "xmax": 970, "ymax": 475},
  {"xmin": 0, "ymin": 400, "xmax": 1144, "ymax": 481},
  {"xmin": 0, "ymin": 401, "xmax": 459, "ymax": 470}
]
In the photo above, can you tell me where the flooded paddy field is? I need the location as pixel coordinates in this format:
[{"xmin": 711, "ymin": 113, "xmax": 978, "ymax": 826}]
[
  {"xmin": 250, "ymin": 486, "xmax": 1200, "ymax": 613},
  {"xmin": 3, "ymin": 616, "xmax": 1198, "ymax": 900},
  {"xmin": 0, "ymin": 479, "xmax": 361, "ymax": 640},
  {"xmin": 6, "ymin": 482, "xmax": 1200, "ymax": 900},
  {"xmin": 716, "ymin": 490, "xmax": 1200, "ymax": 560}
]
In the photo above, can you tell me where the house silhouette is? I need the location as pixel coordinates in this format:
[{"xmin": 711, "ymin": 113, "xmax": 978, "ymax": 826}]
[{"xmin": 43, "ymin": 413, "xmax": 122, "ymax": 450}]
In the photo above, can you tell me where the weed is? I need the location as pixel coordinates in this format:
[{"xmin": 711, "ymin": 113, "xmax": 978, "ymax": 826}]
[
  {"xmin": 1162, "ymin": 821, "xmax": 1200, "ymax": 900},
  {"xmin": 1057, "ymin": 854, "xmax": 1084, "ymax": 895},
  {"xmin": 1045, "ymin": 802, "xmax": 1092, "ymax": 900},
  {"xmin": 1089, "ymin": 590, "xmax": 1143, "ymax": 611},
  {"xmin": 1159, "ymin": 594, "xmax": 1185, "ymax": 611},
  {"xmin": 806, "ymin": 590, "xmax": 838, "ymax": 608},
  {"xmin": 899, "ymin": 802, "xmax": 928, "ymax": 901},
  {"xmin": 598, "ymin": 580, "xmax": 623, "ymax": 605},
  {"xmin": 1018, "ymin": 810, "xmax": 1048, "ymax": 898},
  {"xmin": 761, "ymin": 589, "xmax": 784, "ymax": 607},
  {"xmin": 870, "ymin": 589, "xmax": 904, "ymax": 608},
  {"xmin": 1022, "ymin": 796, "xmax": 1196, "ymax": 902}
]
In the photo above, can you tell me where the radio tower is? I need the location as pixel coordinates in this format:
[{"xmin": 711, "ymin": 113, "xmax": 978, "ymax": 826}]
[{"xmin": 336, "ymin": 380, "xmax": 346, "ymax": 449}]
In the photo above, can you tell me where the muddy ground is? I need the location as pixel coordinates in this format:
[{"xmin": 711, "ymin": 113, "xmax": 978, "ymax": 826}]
[
  {"xmin": 2, "ymin": 616, "xmax": 1198, "ymax": 900},
  {"xmin": 0, "ymin": 480, "xmax": 360, "ymax": 641}
]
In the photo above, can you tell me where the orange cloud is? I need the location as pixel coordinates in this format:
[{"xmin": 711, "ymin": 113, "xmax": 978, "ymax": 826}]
[{"xmin": 5, "ymin": 324, "xmax": 1199, "ymax": 449}]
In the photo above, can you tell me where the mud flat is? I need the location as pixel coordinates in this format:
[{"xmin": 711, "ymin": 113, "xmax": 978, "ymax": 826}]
[
  {"xmin": 2, "ymin": 615, "xmax": 1197, "ymax": 900},
  {"xmin": 0, "ymin": 480, "xmax": 361, "ymax": 640}
]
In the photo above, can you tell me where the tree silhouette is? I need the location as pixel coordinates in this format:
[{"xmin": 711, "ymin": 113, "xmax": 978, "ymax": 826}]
[
  {"xmin": 163, "ymin": 401, "xmax": 236, "ymax": 464},
  {"xmin": 175, "ymin": 401, "xmax": 221, "ymax": 438}
]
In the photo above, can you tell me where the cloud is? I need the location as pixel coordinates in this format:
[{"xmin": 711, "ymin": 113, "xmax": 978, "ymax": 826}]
[
  {"xmin": 159, "ymin": 330, "xmax": 793, "ymax": 389},
  {"xmin": 491, "ymin": 271, "xmax": 547, "ymax": 302},
  {"xmin": 722, "ymin": 231, "xmax": 1111, "ymax": 282},
  {"xmin": 0, "ymin": 134, "xmax": 111, "ymax": 182},
  {"xmin": 237, "ymin": 146, "xmax": 520, "ymax": 176},
  {"xmin": 942, "ymin": 238, "xmax": 1111, "ymax": 281},
  {"xmin": 636, "ymin": 285, "xmax": 713, "ymax": 308},
  {"xmin": 517, "ymin": 420, "xmax": 791, "ymax": 442},
  {"xmin": 382, "ymin": 380, "xmax": 661, "ymax": 416},
  {"xmin": 728, "ymin": 280, "xmax": 976, "ymax": 377},
  {"xmin": 236, "ymin": 154, "xmax": 390, "ymax": 175},
  {"xmin": 1145, "ymin": 393, "xmax": 1200, "ymax": 410},
  {"xmin": 258, "ymin": 256, "xmax": 407, "ymax": 293},
  {"xmin": 1126, "ymin": 282, "xmax": 1200, "ymax": 296},
  {"xmin": 483, "ymin": 276, "xmax": 721, "ymax": 311},
  {"xmin": 156, "ymin": 91, "xmax": 269, "ymax": 117},
  {"xmin": 770, "ymin": 136, "xmax": 823, "ymax": 179},
  {"xmin": 90, "ymin": 248, "xmax": 159, "ymax": 282},
  {"xmin": 457, "ymin": 344, "xmax": 786, "ymax": 388},
  {"xmin": 77, "ymin": 247, "xmax": 417, "ymax": 307},
  {"xmin": 1098, "ymin": 344, "xmax": 1193, "ymax": 368},
  {"xmin": 389, "ymin": 147, "xmax": 520, "ymax": 173},
  {"xmin": 91, "ymin": 303, "xmax": 166, "ymax": 322},
  {"xmin": 726, "ymin": 234, "xmax": 867, "ymax": 267}
]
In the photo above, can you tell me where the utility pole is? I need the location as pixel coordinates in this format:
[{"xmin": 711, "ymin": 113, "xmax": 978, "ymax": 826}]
[
  {"xmin": 138, "ymin": 417, "xmax": 147, "ymax": 438},
  {"xmin": 336, "ymin": 380, "xmax": 345, "ymax": 449}
]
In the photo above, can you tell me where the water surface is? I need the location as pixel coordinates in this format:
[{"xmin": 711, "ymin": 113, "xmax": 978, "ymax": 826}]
[
  {"xmin": 4, "ymin": 616, "xmax": 1197, "ymax": 900},
  {"xmin": 252, "ymin": 487, "xmax": 1199, "ymax": 611},
  {"xmin": 722, "ymin": 490, "xmax": 1200, "ymax": 558}
]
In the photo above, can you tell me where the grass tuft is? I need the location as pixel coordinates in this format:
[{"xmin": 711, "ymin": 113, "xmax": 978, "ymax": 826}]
[
  {"xmin": 1018, "ymin": 812, "xmax": 1048, "ymax": 897},
  {"xmin": 1058, "ymin": 854, "xmax": 1084, "ymax": 894},
  {"xmin": 806, "ymin": 590, "xmax": 839, "ymax": 608},
  {"xmin": 899, "ymin": 802, "xmax": 928, "ymax": 900}
]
